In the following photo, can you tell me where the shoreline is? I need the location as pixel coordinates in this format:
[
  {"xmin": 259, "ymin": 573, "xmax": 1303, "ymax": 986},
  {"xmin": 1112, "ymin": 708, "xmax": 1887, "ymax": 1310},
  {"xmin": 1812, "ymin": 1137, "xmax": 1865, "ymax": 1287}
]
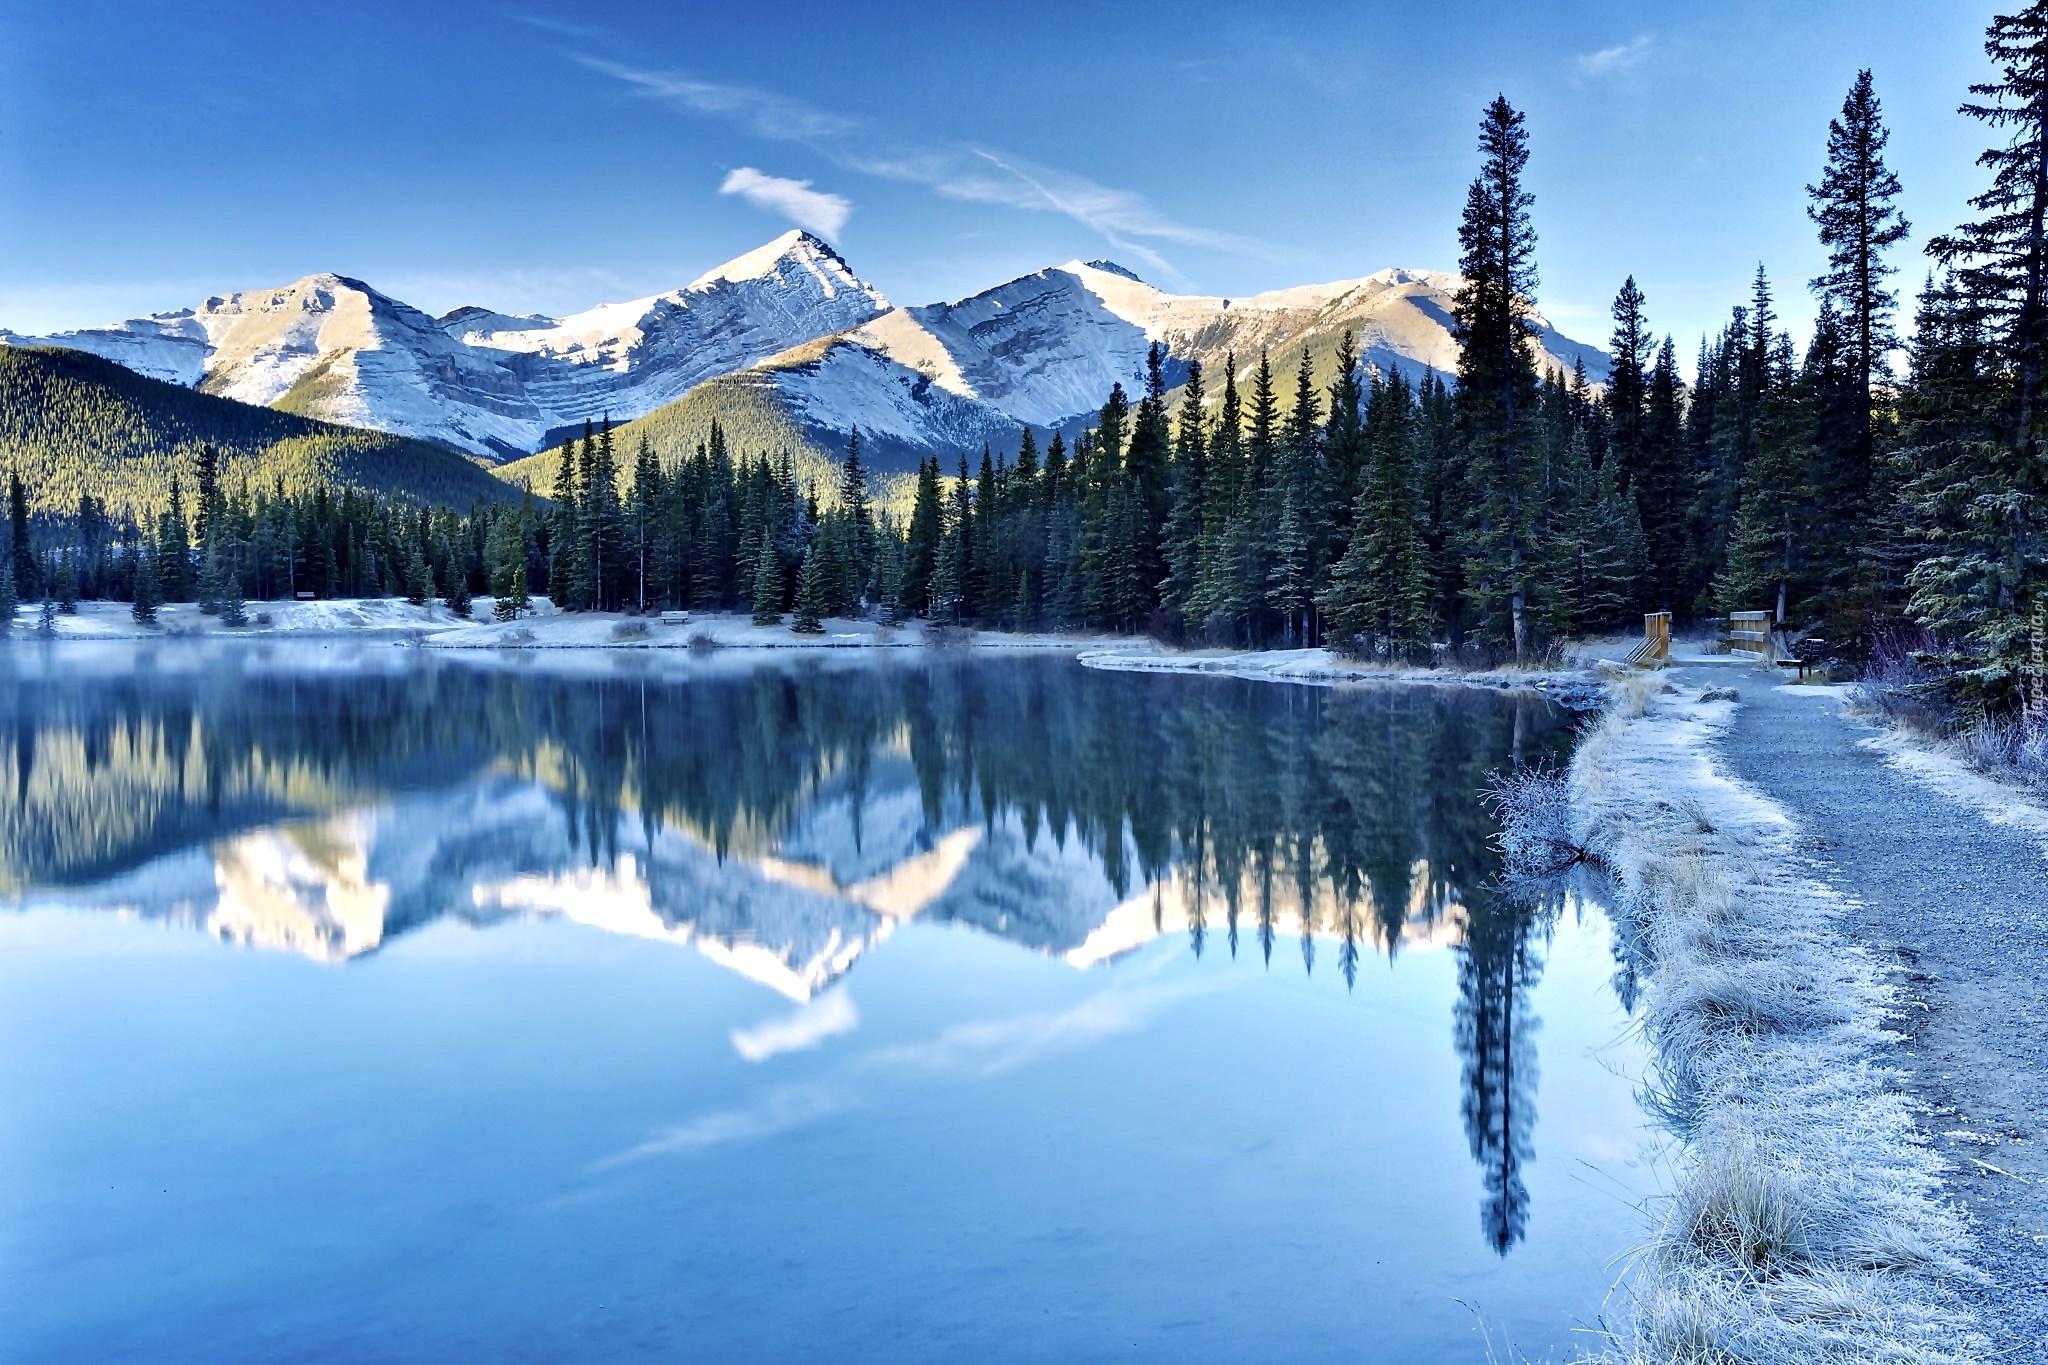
[
  {"xmin": 6, "ymin": 599, "xmax": 1609, "ymax": 702},
  {"xmin": 1073, "ymin": 642, "xmax": 1608, "ymax": 707},
  {"xmin": 1571, "ymin": 672, "xmax": 1981, "ymax": 1362}
]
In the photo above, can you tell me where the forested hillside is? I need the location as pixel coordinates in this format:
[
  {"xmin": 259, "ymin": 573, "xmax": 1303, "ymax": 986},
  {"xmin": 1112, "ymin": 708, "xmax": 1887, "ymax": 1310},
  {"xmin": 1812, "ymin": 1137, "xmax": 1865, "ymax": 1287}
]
[
  {"xmin": 499, "ymin": 371, "xmax": 852, "ymax": 498},
  {"xmin": 0, "ymin": 346, "xmax": 521, "ymax": 515}
]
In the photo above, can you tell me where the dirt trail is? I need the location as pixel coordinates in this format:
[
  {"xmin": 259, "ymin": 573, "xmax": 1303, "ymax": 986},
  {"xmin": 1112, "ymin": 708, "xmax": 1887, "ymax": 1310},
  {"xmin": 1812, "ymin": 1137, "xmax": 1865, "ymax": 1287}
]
[{"xmin": 1684, "ymin": 665, "xmax": 2048, "ymax": 1360}]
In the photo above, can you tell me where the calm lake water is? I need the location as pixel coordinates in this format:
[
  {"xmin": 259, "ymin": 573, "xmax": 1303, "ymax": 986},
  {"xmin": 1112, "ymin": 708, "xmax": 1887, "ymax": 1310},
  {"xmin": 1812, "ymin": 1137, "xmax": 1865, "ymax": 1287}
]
[{"xmin": 0, "ymin": 644, "xmax": 1649, "ymax": 1364}]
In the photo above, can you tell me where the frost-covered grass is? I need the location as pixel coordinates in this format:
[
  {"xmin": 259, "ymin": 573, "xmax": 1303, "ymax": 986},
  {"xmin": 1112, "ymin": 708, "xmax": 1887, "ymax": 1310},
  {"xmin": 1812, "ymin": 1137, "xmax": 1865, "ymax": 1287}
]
[
  {"xmin": 1851, "ymin": 628, "xmax": 2048, "ymax": 793},
  {"xmin": 1570, "ymin": 682, "xmax": 1982, "ymax": 1363}
]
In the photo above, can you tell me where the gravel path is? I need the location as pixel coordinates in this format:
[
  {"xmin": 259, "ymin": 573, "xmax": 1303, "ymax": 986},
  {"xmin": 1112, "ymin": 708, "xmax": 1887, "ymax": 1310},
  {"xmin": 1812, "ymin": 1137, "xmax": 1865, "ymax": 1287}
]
[{"xmin": 1689, "ymin": 665, "xmax": 2048, "ymax": 1360}]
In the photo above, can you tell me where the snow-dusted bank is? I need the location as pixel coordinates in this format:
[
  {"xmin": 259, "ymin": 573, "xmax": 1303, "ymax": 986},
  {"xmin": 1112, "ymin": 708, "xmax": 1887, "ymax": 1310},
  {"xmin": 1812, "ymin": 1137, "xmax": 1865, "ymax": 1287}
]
[
  {"xmin": 1074, "ymin": 642, "xmax": 1607, "ymax": 706},
  {"xmin": 1573, "ymin": 675, "xmax": 1981, "ymax": 1362},
  {"xmin": 11, "ymin": 599, "xmax": 1122, "ymax": 653}
]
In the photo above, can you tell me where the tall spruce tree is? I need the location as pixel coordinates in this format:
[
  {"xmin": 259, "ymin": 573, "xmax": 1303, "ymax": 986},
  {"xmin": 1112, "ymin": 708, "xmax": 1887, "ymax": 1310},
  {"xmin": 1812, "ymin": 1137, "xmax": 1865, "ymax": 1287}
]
[
  {"xmin": 902, "ymin": 455, "xmax": 943, "ymax": 616},
  {"xmin": 159, "ymin": 479, "xmax": 193, "ymax": 602},
  {"xmin": 1196, "ymin": 358, "xmax": 1244, "ymax": 632},
  {"xmin": 840, "ymin": 426, "xmax": 874, "ymax": 607},
  {"xmin": 1810, "ymin": 70, "xmax": 1911, "ymax": 435},
  {"xmin": 1921, "ymin": 4, "xmax": 2048, "ymax": 654},
  {"xmin": 791, "ymin": 544, "xmax": 827, "ymax": 633},
  {"xmin": 753, "ymin": 536, "xmax": 786, "ymax": 624},
  {"xmin": 130, "ymin": 539, "xmax": 160, "ymax": 624},
  {"xmin": 1452, "ymin": 96, "xmax": 1544, "ymax": 658},
  {"xmin": 1321, "ymin": 366, "xmax": 1431, "ymax": 655},
  {"xmin": 1163, "ymin": 360, "xmax": 1208, "ymax": 615},
  {"xmin": 1606, "ymin": 277, "xmax": 1652, "ymax": 492},
  {"xmin": 1321, "ymin": 331, "xmax": 1367, "ymax": 569}
]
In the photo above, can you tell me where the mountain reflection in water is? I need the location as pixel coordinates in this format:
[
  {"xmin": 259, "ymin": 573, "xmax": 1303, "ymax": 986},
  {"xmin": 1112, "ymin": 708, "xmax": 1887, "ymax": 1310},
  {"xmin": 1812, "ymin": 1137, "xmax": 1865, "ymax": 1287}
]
[{"xmin": 0, "ymin": 646, "xmax": 1579, "ymax": 1256}]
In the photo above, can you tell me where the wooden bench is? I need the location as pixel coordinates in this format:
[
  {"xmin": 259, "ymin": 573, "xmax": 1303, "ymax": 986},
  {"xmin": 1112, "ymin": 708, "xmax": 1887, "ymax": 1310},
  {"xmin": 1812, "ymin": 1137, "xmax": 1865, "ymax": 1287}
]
[
  {"xmin": 658, "ymin": 611, "xmax": 690, "ymax": 626},
  {"xmin": 1774, "ymin": 638, "xmax": 1828, "ymax": 680}
]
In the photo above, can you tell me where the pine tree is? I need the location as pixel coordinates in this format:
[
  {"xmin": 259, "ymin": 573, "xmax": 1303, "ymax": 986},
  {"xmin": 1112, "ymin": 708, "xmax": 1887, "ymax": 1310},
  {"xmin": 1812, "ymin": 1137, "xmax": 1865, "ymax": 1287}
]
[
  {"xmin": 1163, "ymin": 359, "xmax": 1208, "ymax": 615},
  {"xmin": 1321, "ymin": 331, "xmax": 1367, "ymax": 570},
  {"xmin": 219, "ymin": 554, "xmax": 247, "ymax": 626},
  {"xmin": 929, "ymin": 476, "xmax": 966, "ymax": 626},
  {"xmin": 194, "ymin": 442, "xmax": 220, "ymax": 546},
  {"xmin": 8, "ymin": 469, "xmax": 37, "ymax": 602},
  {"xmin": 406, "ymin": 543, "xmax": 433, "ymax": 608},
  {"xmin": 444, "ymin": 560, "xmax": 473, "ymax": 618},
  {"xmin": 0, "ymin": 559, "xmax": 15, "ymax": 630},
  {"xmin": 160, "ymin": 478, "xmax": 193, "ymax": 602},
  {"xmin": 1720, "ymin": 329, "xmax": 1812, "ymax": 620},
  {"xmin": 1268, "ymin": 348, "xmax": 1322, "ymax": 642},
  {"xmin": 791, "ymin": 544, "xmax": 828, "ymax": 633},
  {"xmin": 198, "ymin": 535, "xmax": 227, "ymax": 615},
  {"xmin": 871, "ymin": 513, "xmax": 907, "ymax": 626},
  {"xmin": 630, "ymin": 434, "xmax": 660, "ymax": 612},
  {"xmin": 131, "ymin": 540, "xmax": 160, "ymax": 624},
  {"xmin": 1605, "ymin": 277, "xmax": 1651, "ymax": 494},
  {"xmin": 1195, "ymin": 358, "xmax": 1243, "ymax": 632},
  {"xmin": 902, "ymin": 455, "xmax": 943, "ymax": 616},
  {"xmin": 839, "ymin": 426, "xmax": 874, "ymax": 608},
  {"xmin": 548, "ymin": 432, "xmax": 579, "ymax": 608},
  {"xmin": 1453, "ymin": 96, "xmax": 1545, "ymax": 658},
  {"xmin": 495, "ymin": 562, "xmax": 531, "ymax": 621},
  {"xmin": 1640, "ymin": 335, "xmax": 1688, "ymax": 607},
  {"xmin": 1918, "ymin": 7, "xmax": 2048, "ymax": 656},
  {"xmin": 752, "ymin": 535, "xmax": 784, "ymax": 624},
  {"xmin": 55, "ymin": 551, "xmax": 78, "ymax": 614},
  {"xmin": 1810, "ymin": 70, "xmax": 1910, "ymax": 443},
  {"xmin": 1321, "ymin": 366, "xmax": 1431, "ymax": 655}
]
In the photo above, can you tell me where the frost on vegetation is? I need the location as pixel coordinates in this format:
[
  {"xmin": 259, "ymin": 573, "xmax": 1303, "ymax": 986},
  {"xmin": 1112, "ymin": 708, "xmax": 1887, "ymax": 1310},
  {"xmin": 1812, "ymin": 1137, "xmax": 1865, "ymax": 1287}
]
[
  {"xmin": 1851, "ymin": 627, "xmax": 2048, "ymax": 793},
  {"xmin": 1559, "ymin": 681, "xmax": 1983, "ymax": 1364},
  {"xmin": 1483, "ymin": 764, "xmax": 1589, "ymax": 884}
]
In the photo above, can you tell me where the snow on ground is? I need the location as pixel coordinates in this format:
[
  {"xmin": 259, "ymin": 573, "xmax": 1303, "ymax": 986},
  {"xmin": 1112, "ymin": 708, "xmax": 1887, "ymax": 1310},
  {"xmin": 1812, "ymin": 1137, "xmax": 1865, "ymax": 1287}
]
[
  {"xmin": 28, "ymin": 597, "xmax": 482, "ymax": 639},
  {"xmin": 9, "ymin": 598, "xmax": 1123, "ymax": 653},
  {"xmin": 1076, "ymin": 642, "xmax": 1605, "ymax": 704},
  {"xmin": 1857, "ymin": 727, "xmax": 2048, "ymax": 857},
  {"xmin": 1571, "ymin": 672, "xmax": 1982, "ymax": 1362}
]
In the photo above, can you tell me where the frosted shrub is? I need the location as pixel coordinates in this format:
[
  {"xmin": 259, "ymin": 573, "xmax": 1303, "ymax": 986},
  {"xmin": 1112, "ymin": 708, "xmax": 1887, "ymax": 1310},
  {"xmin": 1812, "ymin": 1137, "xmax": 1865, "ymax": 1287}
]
[{"xmin": 1483, "ymin": 765, "xmax": 1586, "ymax": 884}]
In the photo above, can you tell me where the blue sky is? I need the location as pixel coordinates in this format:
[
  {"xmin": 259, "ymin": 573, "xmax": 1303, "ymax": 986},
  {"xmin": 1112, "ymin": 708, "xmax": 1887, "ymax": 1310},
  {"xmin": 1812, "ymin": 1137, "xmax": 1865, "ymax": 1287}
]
[{"xmin": 0, "ymin": 0, "xmax": 2005, "ymax": 362}]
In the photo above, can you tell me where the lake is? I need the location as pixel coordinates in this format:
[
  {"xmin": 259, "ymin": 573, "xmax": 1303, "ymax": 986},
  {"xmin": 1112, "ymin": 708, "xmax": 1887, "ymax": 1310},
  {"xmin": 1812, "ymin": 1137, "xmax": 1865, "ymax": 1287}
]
[{"xmin": 0, "ymin": 644, "xmax": 1649, "ymax": 1363}]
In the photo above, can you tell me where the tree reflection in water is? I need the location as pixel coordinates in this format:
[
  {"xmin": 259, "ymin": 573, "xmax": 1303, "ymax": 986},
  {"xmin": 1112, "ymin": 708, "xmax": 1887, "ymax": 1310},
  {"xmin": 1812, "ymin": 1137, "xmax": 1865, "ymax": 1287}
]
[{"xmin": 0, "ymin": 649, "xmax": 1578, "ymax": 1252}]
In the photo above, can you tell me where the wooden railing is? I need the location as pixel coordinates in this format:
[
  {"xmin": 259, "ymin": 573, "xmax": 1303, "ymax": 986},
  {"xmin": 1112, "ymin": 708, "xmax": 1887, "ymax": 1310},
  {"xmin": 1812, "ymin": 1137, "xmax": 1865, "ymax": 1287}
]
[
  {"xmin": 1626, "ymin": 612, "xmax": 1672, "ymax": 669},
  {"xmin": 1726, "ymin": 610, "xmax": 1773, "ymax": 661}
]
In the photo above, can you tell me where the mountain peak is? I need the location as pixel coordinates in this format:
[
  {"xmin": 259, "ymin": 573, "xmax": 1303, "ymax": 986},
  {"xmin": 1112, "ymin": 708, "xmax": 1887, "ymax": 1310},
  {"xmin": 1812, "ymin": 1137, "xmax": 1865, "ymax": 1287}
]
[
  {"xmin": 690, "ymin": 229, "xmax": 857, "ymax": 291},
  {"xmin": 1079, "ymin": 260, "xmax": 1145, "ymax": 283}
]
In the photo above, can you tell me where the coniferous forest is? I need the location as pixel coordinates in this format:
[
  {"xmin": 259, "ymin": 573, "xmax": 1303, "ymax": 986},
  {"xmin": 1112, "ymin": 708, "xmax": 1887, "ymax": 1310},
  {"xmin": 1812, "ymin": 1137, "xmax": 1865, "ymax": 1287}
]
[{"xmin": 7, "ymin": 9, "xmax": 2046, "ymax": 721}]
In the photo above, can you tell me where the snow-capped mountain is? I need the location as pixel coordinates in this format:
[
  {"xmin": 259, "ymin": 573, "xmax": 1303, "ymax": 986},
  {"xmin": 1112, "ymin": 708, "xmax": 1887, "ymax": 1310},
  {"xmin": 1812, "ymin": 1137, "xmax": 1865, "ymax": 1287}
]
[
  {"xmin": 452, "ymin": 233, "xmax": 891, "ymax": 448},
  {"xmin": 2, "ymin": 232, "xmax": 890, "ymax": 460},
  {"xmin": 687, "ymin": 259, "xmax": 1608, "ymax": 470},
  {"xmin": 3, "ymin": 232, "xmax": 1607, "ymax": 469}
]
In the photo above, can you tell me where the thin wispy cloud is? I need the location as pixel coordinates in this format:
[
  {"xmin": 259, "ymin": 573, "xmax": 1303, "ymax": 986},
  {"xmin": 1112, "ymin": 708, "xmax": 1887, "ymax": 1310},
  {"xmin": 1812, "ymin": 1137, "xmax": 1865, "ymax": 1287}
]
[
  {"xmin": 730, "ymin": 988, "xmax": 860, "ymax": 1062},
  {"xmin": 573, "ymin": 55, "xmax": 1260, "ymax": 279},
  {"xmin": 1575, "ymin": 36, "xmax": 1653, "ymax": 79},
  {"xmin": 857, "ymin": 982, "xmax": 1205, "ymax": 1079},
  {"xmin": 591, "ymin": 1085, "xmax": 848, "ymax": 1169},
  {"xmin": 504, "ymin": 12, "xmax": 612, "ymax": 41},
  {"xmin": 719, "ymin": 167, "xmax": 852, "ymax": 239}
]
